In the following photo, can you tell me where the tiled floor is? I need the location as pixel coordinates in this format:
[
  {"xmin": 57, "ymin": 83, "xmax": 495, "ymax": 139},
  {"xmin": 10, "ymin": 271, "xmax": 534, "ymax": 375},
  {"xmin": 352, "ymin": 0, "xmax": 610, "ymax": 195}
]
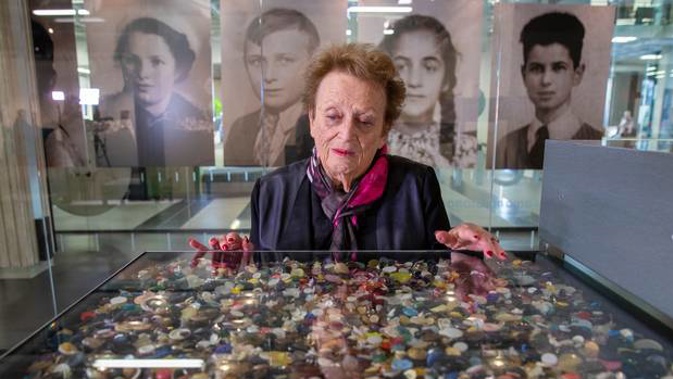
[{"xmin": 0, "ymin": 165, "xmax": 544, "ymax": 352}]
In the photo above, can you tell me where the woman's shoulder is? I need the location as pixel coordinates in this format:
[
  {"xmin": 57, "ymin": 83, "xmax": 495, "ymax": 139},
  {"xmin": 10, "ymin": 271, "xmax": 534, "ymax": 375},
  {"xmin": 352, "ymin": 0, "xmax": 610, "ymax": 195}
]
[
  {"xmin": 256, "ymin": 159, "xmax": 309, "ymax": 187},
  {"xmin": 169, "ymin": 93, "xmax": 204, "ymax": 115},
  {"xmin": 387, "ymin": 154, "xmax": 437, "ymax": 177}
]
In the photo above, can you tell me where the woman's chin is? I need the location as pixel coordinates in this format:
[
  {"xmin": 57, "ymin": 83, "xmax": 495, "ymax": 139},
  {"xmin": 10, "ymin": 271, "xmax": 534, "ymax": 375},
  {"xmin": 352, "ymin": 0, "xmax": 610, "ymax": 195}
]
[{"xmin": 325, "ymin": 164, "xmax": 359, "ymax": 185}]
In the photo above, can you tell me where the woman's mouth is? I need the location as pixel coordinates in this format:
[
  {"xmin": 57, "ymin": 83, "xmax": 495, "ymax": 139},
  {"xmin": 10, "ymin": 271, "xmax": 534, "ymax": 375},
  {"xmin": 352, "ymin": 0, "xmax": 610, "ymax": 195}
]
[{"xmin": 331, "ymin": 148, "xmax": 354, "ymax": 157}]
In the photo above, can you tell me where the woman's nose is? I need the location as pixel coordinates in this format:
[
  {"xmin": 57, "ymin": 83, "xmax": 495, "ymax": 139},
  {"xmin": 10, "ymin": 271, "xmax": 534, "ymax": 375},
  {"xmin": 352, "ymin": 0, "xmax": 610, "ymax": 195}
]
[
  {"xmin": 407, "ymin": 65, "xmax": 422, "ymax": 88},
  {"xmin": 138, "ymin": 61, "xmax": 151, "ymax": 78},
  {"xmin": 338, "ymin": 117, "xmax": 357, "ymax": 140}
]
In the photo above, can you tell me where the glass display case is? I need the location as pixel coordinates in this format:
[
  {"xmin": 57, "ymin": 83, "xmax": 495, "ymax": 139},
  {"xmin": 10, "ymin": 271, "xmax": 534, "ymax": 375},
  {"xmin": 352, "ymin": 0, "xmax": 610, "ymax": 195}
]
[{"xmin": 0, "ymin": 249, "xmax": 671, "ymax": 379}]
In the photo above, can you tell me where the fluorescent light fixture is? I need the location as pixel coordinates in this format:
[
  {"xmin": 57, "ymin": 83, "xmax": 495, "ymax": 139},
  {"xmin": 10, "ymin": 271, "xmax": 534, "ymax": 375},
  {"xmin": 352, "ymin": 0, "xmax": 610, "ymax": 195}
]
[
  {"xmin": 347, "ymin": 6, "xmax": 412, "ymax": 13},
  {"xmin": 383, "ymin": 29, "xmax": 394, "ymax": 35},
  {"xmin": 77, "ymin": 67, "xmax": 90, "ymax": 75},
  {"xmin": 612, "ymin": 36, "xmax": 637, "ymax": 43},
  {"xmin": 93, "ymin": 359, "xmax": 204, "ymax": 369},
  {"xmin": 640, "ymin": 54, "xmax": 662, "ymax": 60},
  {"xmin": 79, "ymin": 88, "xmax": 100, "ymax": 105},
  {"xmin": 398, "ymin": 0, "xmax": 412, "ymax": 4},
  {"xmin": 51, "ymin": 91, "xmax": 65, "ymax": 101},
  {"xmin": 33, "ymin": 9, "xmax": 90, "ymax": 16}
]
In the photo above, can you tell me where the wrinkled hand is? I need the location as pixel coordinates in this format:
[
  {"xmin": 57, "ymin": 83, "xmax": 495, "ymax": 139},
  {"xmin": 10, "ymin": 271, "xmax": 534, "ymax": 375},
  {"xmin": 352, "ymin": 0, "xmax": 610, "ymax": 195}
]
[
  {"xmin": 435, "ymin": 223, "xmax": 507, "ymax": 260},
  {"xmin": 188, "ymin": 232, "xmax": 254, "ymax": 273},
  {"xmin": 448, "ymin": 252, "xmax": 506, "ymax": 301},
  {"xmin": 435, "ymin": 223, "xmax": 507, "ymax": 301}
]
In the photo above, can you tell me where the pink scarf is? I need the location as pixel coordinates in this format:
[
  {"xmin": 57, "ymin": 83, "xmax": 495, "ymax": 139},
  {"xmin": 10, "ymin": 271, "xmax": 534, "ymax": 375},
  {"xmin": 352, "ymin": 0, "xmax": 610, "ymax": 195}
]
[{"xmin": 306, "ymin": 146, "xmax": 389, "ymax": 251}]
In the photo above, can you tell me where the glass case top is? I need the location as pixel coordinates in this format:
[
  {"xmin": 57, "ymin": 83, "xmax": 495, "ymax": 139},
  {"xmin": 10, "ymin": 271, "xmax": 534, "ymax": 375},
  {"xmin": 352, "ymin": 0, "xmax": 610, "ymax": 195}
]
[{"xmin": 1, "ymin": 250, "xmax": 672, "ymax": 379}]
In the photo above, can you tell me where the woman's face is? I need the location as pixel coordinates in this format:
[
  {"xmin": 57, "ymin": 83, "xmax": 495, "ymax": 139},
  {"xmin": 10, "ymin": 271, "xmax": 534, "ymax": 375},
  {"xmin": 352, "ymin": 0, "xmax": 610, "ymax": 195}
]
[
  {"xmin": 121, "ymin": 32, "xmax": 178, "ymax": 112},
  {"xmin": 392, "ymin": 29, "xmax": 448, "ymax": 124},
  {"xmin": 309, "ymin": 71, "xmax": 388, "ymax": 189}
]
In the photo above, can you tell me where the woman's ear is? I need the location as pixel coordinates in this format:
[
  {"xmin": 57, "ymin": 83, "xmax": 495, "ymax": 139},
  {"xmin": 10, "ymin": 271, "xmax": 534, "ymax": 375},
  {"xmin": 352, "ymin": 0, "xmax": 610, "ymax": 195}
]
[
  {"xmin": 379, "ymin": 126, "xmax": 389, "ymax": 148},
  {"xmin": 308, "ymin": 109, "xmax": 316, "ymax": 138}
]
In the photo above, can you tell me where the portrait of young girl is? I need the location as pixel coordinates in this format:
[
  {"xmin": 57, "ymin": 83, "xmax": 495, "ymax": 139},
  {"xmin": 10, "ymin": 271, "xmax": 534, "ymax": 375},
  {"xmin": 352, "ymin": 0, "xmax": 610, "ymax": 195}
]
[{"xmin": 378, "ymin": 8, "xmax": 481, "ymax": 168}]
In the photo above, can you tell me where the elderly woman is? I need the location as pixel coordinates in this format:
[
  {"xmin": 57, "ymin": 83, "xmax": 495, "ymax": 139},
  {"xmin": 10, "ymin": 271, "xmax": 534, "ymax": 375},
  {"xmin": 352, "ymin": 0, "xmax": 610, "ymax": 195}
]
[
  {"xmin": 250, "ymin": 43, "xmax": 504, "ymax": 257},
  {"xmin": 192, "ymin": 43, "xmax": 505, "ymax": 294}
]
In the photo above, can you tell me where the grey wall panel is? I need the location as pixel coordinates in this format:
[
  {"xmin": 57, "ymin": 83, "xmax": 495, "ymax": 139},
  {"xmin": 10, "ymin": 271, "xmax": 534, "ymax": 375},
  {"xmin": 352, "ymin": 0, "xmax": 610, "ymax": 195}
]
[{"xmin": 540, "ymin": 141, "xmax": 673, "ymax": 323}]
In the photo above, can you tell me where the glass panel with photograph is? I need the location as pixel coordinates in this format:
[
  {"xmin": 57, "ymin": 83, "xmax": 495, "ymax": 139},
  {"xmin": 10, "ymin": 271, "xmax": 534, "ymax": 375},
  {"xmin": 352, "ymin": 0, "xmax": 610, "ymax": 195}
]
[
  {"xmin": 355, "ymin": 0, "xmax": 483, "ymax": 169},
  {"xmin": 85, "ymin": 0, "xmax": 214, "ymax": 169},
  {"xmin": 220, "ymin": 0, "xmax": 348, "ymax": 167},
  {"xmin": 487, "ymin": 3, "xmax": 615, "ymax": 171}
]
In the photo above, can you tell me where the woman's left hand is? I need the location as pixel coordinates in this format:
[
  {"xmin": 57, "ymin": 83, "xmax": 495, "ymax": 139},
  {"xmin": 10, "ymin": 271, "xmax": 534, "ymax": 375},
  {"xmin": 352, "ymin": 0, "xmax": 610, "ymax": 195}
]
[
  {"xmin": 435, "ymin": 223, "xmax": 507, "ymax": 260},
  {"xmin": 435, "ymin": 223, "xmax": 508, "ymax": 300},
  {"xmin": 449, "ymin": 252, "xmax": 505, "ymax": 300}
]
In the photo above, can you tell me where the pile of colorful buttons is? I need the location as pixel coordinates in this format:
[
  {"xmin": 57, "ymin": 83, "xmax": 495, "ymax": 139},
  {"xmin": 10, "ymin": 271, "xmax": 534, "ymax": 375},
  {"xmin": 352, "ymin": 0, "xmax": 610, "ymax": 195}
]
[{"xmin": 15, "ymin": 253, "xmax": 673, "ymax": 379}]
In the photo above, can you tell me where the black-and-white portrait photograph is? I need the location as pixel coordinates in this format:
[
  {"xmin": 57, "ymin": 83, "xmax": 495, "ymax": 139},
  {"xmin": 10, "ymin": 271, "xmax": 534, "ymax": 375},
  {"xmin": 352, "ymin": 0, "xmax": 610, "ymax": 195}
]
[
  {"xmin": 85, "ymin": 0, "xmax": 213, "ymax": 167},
  {"xmin": 488, "ymin": 4, "xmax": 615, "ymax": 170},
  {"xmin": 358, "ymin": 0, "xmax": 483, "ymax": 168},
  {"xmin": 220, "ymin": 0, "xmax": 347, "ymax": 166}
]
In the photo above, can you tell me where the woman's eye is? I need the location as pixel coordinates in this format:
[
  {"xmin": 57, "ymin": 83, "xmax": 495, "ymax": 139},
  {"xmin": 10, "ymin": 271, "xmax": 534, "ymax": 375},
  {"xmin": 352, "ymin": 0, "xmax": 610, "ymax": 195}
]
[
  {"xmin": 359, "ymin": 118, "xmax": 375, "ymax": 128},
  {"xmin": 424, "ymin": 62, "xmax": 439, "ymax": 73},
  {"xmin": 121, "ymin": 55, "xmax": 138, "ymax": 67},
  {"xmin": 394, "ymin": 58, "xmax": 409, "ymax": 71}
]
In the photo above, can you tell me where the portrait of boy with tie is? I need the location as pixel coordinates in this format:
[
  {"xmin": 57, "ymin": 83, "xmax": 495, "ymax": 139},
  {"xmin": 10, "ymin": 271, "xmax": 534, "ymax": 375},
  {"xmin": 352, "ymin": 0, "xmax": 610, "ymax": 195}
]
[{"xmin": 495, "ymin": 10, "xmax": 607, "ymax": 170}]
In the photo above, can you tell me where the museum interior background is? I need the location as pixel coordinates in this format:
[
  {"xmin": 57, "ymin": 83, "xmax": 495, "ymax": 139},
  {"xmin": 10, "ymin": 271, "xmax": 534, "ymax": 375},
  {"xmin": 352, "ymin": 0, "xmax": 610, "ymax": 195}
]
[{"xmin": 1, "ymin": 0, "xmax": 672, "ymax": 352}]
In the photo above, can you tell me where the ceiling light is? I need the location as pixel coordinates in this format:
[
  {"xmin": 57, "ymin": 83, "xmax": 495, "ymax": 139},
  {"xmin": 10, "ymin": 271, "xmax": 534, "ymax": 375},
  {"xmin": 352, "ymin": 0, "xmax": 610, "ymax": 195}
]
[
  {"xmin": 612, "ymin": 36, "xmax": 637, "ymax": 43},
  {"xmin": 347, "ymin": 6, "xmax": 412, "ymax": 13},
  {"xmin": 640, "ymin": 54, "xmax": 662, "ymax": 60}
]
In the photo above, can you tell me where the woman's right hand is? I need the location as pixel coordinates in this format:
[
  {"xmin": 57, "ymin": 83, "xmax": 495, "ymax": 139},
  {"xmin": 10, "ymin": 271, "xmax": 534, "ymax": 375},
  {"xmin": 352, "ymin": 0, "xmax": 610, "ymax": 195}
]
[{"xmin": 188, "ymin": 232, "xmax": 254, "ymax": 273}]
